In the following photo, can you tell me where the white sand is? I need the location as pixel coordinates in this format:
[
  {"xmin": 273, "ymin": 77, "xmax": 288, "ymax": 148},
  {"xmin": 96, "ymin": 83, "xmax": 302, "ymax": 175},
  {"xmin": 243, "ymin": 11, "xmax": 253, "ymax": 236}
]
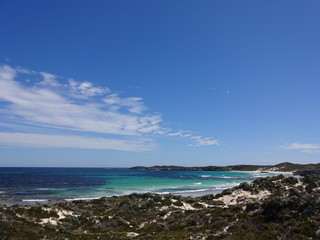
[
  {"xmin": 162, "ymin": 211, "xmax": 172, "ymax": 220},
  {"xmin": 198, "ymin": 202, "xmax": 215, "ymax": 208},
  {"xmin": 40, "ymin": 218, "xmax": 58, "ymax": 225},
  {"xmin": 40, "ymin": 208, "xmax": 77, "ymax": 225},
  {"xmin": 139, "ymin": 222, "xmax": 148, "ymax": 229},
  {"xmin": 217, "ymin": 189, "xmax": 270, "ymax": 206},
  {"xmin": 126, "ymin": 232, "xmax": 139, "ymax": 237}
]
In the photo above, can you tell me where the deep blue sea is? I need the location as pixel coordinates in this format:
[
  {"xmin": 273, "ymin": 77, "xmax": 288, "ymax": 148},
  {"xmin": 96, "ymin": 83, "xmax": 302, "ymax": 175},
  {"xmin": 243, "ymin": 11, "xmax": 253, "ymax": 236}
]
[{"xmin": 0, "ymin": 168, "xmax": 288, "ymax": 205}]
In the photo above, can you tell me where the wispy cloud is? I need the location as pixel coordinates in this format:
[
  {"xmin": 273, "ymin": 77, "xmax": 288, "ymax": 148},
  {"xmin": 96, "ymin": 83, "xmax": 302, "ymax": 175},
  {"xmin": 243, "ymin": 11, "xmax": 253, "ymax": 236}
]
[
  {"xmin": 39, "ymin": 72, "xmax": 61, "ymax": 87},
  {"xmin": 0, "ymin": 65, "xmax": 161, "ymax": 136},
  {"xmin": 0, "ymin": 132, "xmax": 153, "ymax": 151},
  {"xmin": 68, "ymin": 78, "xmax": 109, "ymax": 98},
  {"xmin": 103, "ymin": 93, "xmax": 147, "ymax": 114},
  {"xmin": 190, "ymin": 136, "xmax": 220, "ymax": 146},
  {"xmin": 167, "ymin": 131, "xmax": 189, "ymax": 137},
  {"xmin": 167, "ymin": 131, "xmax": 219, "ymax": 146},
  {"xmin": 283, "ymin": 143, "xmax": 320, "ymax": 153},
  {"xmin": 0, "ymin": 64, "xmax": 219, "ymax": 150}
]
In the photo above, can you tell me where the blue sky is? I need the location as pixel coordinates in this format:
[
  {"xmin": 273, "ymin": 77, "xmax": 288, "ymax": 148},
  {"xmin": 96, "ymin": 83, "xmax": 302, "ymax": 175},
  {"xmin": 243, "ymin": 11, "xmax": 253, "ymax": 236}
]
[{"xmin": 0, "ymin": 0, "xmax": 319, "ymax": 167}]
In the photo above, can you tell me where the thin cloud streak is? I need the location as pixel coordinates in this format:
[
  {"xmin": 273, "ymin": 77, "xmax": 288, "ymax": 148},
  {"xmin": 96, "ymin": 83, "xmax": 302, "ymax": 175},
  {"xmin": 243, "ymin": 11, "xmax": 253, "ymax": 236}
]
[
  {"xmin": 190, "ymin": 136, "xmax": 220, "ymax": 146},
  {"xmin": 167, "ymin": 131, "xmax": 219, "ymax": 146},
  {"xmin": 0, "ymin": 132, "xmax": 153, "ymax": 152},
  {"xmin": 283, "ymin": 143, "xmax": 320, "ymax": 153}
]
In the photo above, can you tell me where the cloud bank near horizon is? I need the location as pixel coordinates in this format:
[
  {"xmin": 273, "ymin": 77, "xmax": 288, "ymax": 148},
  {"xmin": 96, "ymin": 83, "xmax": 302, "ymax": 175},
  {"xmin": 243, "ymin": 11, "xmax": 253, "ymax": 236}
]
[
  {"xmin": 283, "ymin": 143, "xmax": 320, "ymax": 154},
  {"xmin": 0, "ymin": 64, "xmax": 219, "ymax": 151}
]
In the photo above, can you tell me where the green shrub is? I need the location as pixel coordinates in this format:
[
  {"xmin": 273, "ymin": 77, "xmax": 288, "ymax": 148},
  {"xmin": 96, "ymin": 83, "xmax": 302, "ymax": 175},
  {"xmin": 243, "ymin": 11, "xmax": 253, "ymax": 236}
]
[
  {"xmin": 305, "ymin": 182, "xmax": 317, "ymax": 193},
  {"xmin": 284, "ymin": 177, "xmax": 298, "ymax": 185}
]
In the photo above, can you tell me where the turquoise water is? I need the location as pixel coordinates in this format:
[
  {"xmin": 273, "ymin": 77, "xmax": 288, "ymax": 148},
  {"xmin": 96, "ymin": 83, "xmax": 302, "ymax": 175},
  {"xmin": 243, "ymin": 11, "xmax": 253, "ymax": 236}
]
[{"xmin": 0, "ymin": 168, "xmax": 289, "ymax": 204}]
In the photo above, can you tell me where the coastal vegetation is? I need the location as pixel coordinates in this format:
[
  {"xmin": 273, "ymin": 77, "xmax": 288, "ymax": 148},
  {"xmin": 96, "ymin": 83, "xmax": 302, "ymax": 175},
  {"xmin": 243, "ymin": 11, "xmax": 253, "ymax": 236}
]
[
  {"xmin": 131, "ymin": 162, "xmax": 320, "ymax": 173},
  {"xmin": 1, "ymin": 171, "xmax": 319, "ymax": 239}
]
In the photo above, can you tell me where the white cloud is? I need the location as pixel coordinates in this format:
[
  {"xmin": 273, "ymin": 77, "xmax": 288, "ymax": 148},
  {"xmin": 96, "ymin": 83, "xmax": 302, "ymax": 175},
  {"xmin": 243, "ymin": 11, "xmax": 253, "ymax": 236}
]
[
  {"xmin": 0, "ymin": 65, "xmax": 16, "ymax": 80},
  {"xmin": 0, "ymin": 132, "xmax": 153, "ymax": 152},
  {"xmin": 283, "ymin": 143, "xmax": 320, "ymax": 153},
  {"xmin": 16, "ymin": 66, "xmax": 36, "ymax": 74},
  {"xmin": 68, "ymin": 79, "xmax": 109, "ymax": 98},
  {"xmin": 39, "ymin": 72, "xmax": 61, "ymax": 87},
  {"xmin": 167, "ymin": 131, "xmax": 219, "ymax": 146},
  {"xmin": 190, "ymin": 136, "xmax": 220, "ymax": 146},
  {"xmin": 167, "ymin": 131, "xmax": 186, "ymax": 136},
  {"xmin": 103, "ymin": 93, "xmax": 147, "ymax": 114},
  {"xmin": 0, "ymin": 64, "xmax": 219, "ymax": 150},
  {"xmin": 0, "ymin": 65, "xmax": 161, "ymax": 136}
]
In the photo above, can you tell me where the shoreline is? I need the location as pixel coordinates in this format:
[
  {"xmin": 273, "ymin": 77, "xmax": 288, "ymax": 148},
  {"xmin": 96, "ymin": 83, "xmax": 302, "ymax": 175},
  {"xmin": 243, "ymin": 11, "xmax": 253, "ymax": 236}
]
[
  {"xmin": 1, "ymin": 170, "xmax": 293, "ymax": 206},
  {"xmin": 0, "ymin": 173, "xmax": 319, "ymax": 239},
  {"xmin": 1, "ymin": 163, "xmax": 317, "ymax": 207},
  {"xmin": 0, "ymin": 171, "xmax": 293, "ymax": 206}
]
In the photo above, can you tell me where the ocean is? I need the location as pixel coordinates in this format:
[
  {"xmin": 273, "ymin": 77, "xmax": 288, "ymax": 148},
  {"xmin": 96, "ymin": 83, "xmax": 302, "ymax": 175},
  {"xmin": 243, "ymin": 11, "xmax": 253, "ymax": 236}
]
[{"xmin": 0, "ymin": 167, "xmax": 288, "ymax": 205}]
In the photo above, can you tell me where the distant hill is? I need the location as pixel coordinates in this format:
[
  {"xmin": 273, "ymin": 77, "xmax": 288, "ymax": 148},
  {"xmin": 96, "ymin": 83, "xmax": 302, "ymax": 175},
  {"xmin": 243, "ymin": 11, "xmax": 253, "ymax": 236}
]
[{"xmin": 131, "ymin": 162, "xmax": 320, "ymax": 174}]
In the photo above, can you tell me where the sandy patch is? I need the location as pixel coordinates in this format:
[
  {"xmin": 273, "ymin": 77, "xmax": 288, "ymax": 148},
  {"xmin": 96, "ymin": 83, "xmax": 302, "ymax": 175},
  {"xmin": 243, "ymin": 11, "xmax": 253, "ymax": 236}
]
[
  {"xmin": 40, "ymin": 218, "xmax": 58, "ymax": 225},
  {"xmin": 139, "ymin": 222, "xmax": 148, "ymax": 229},
  {"xmin": 217, "ymin": 189, "xmax": 270, "ymax": 206},
  {"xmin": 40, "ymin": 208, "xmax": 78, "ymax": 225},
  {"xmin": 162, "ymin": 211, "xmax": 172, "ymax": 220},
  {"xmin": 126, "ymin": 232, "xmax": 139, "ymax": 237}
]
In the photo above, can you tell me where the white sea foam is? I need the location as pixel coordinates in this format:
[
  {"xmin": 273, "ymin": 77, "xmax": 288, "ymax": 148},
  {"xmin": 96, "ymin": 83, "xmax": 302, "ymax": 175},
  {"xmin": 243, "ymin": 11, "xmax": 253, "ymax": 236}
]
[
  {"xmin": 65, "ymin": 197, "xmax": 101, "ymax": 201},
  {"xmin": 213, "ymin": 187, "xmax": 229, "ymax": 190},
  {"xmin": 22, "ymin": 199, "xmax": 48, "ymax": 202},
  {"xmin": 173, "ymin": 188, "xmax": 212, "ymax": 193},
  {"xmin": 36, "ymin": 188, "xmax": 56, "ymax": 191},
  {"xmin": 193, "ymin": 182, "xmax": 202, "ymax": 185},
  {"xmin": 200, "ymin": 175, "xmax": 252, "ymax": 179}
]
